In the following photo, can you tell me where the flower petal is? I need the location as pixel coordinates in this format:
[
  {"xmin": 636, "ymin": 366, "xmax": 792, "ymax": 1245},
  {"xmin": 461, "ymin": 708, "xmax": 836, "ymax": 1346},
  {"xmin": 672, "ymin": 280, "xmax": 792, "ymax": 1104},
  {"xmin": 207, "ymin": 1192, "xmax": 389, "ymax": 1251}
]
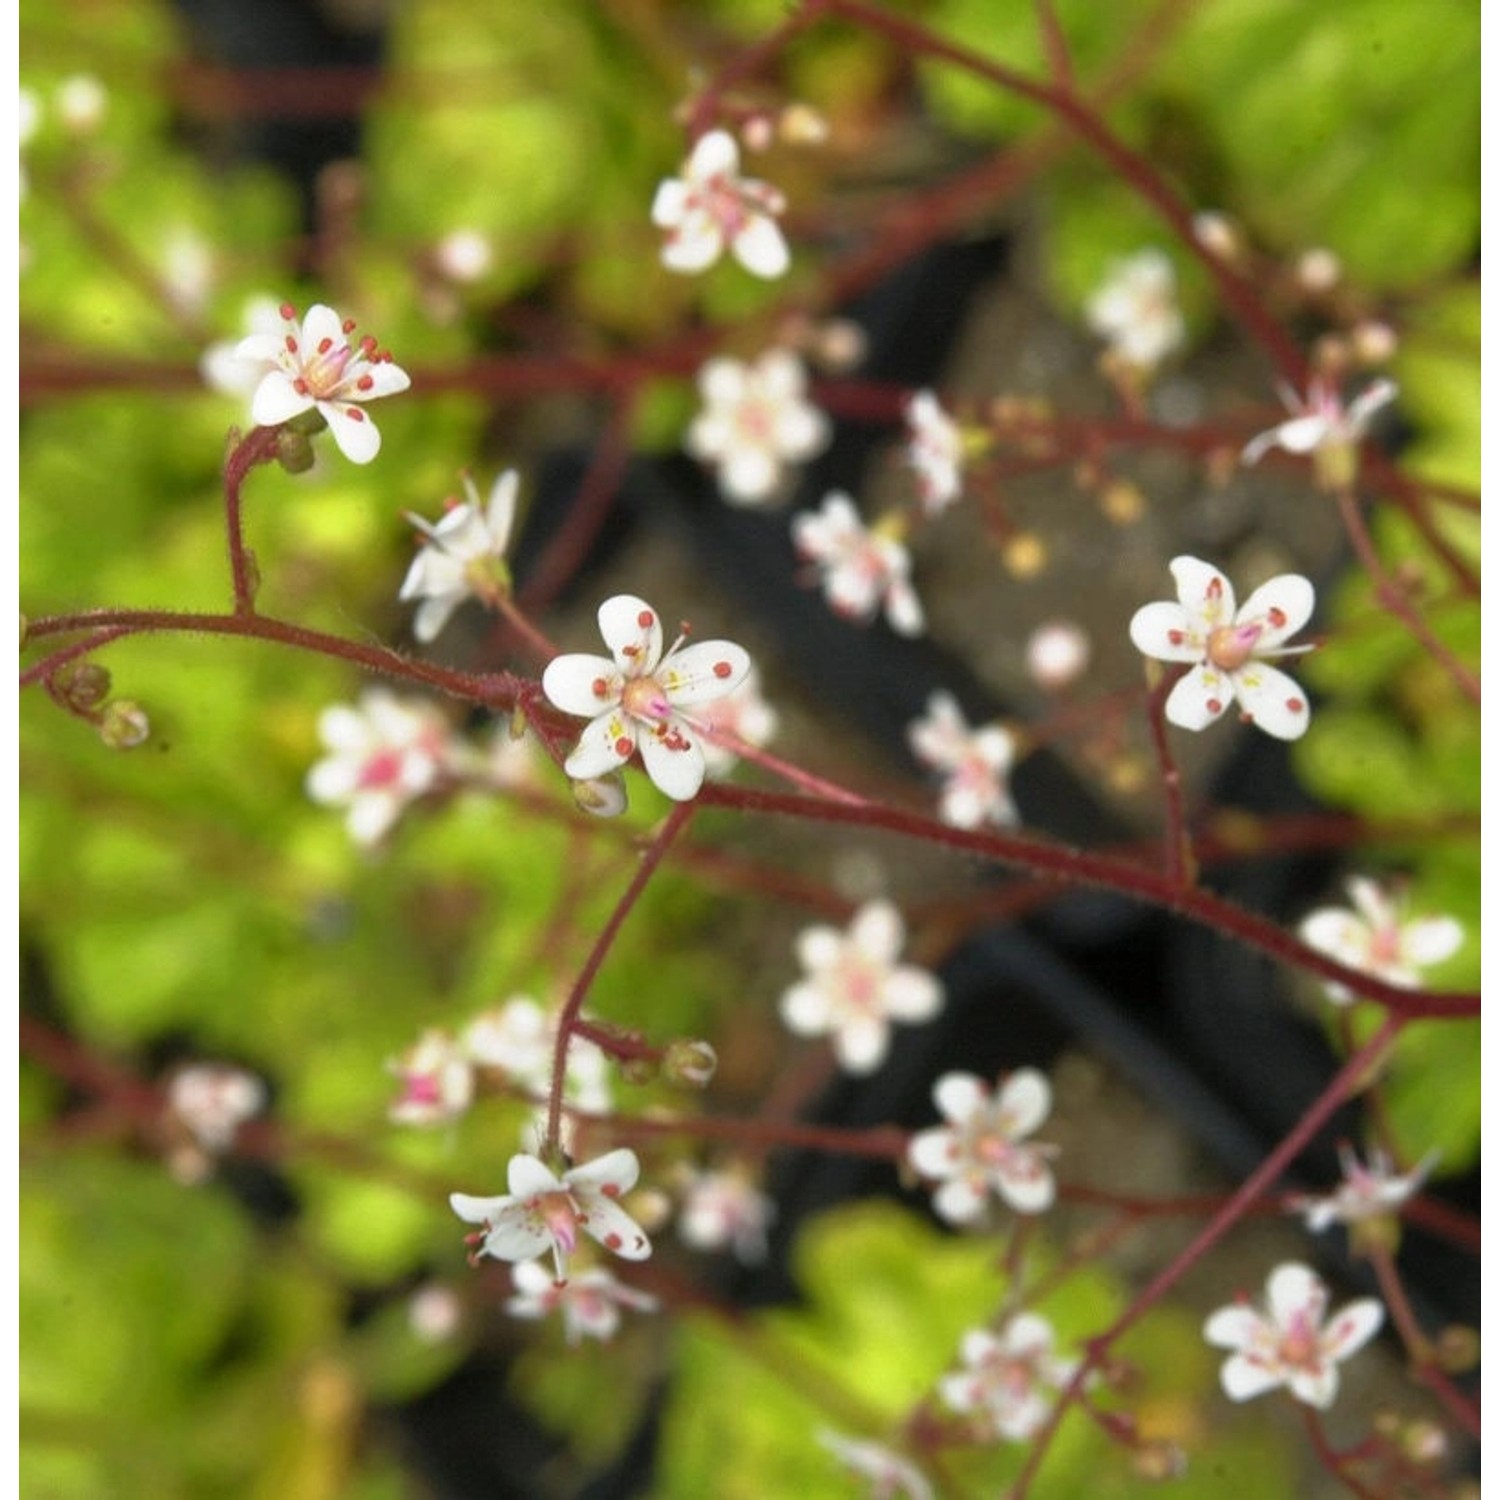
[
  {"xmin": 882, "ymin": 967, "xmax": 943, "ymax": 1022},
  {"xmin": 249, "ymin": 370, "xmax": 314, "ymax": 427},
  {"xmin": 1402, "ymin": 916, "xmax": 1463, "ymax": 968},
  {"xmin": 299, "ymin": 303, "xmax": 344, "ymax": 350},
  {"xmin": 1164, "ymin": 664, "xmax": 1233, "ymax": 731},
  {"xmin": 1129, "ymin": 600, "xmax": 1203, "ymax": 662},
  {"xmin": 687, "ymin": 129, "xmax": 738, "ymax": 180},
  {"xmin": 908, "ymin": 1126, "xmax": 962, "ymax": 1180},
  {"xmin": 568, "ymin": 1148, "xmax": 640, "ymax": 1196},
  {"xmin": 658, "ymin": 640, "xmax": 751, "ymax": 706},
  {"xmin": 1231, "ymin": 661, "xmax": 1311, "ymax": 740},
  {"xmin": 1321, "ymin": 1298, "xmax": 1383, "ymax": 1361},
  {"xmin": 1286, "ymin": 1365, "xmax": 1339, "ymax": 1409},
  {"xmin": 563, "ymin": 711, "xmax": 635, "ymax": 781},
  {"xmin": 933, "ymin": 1177, "xmax": 987, "ymax": 1224},
  {"xmin": 597, "ymin": 594, "xmax": 663, "ymax": 674},
  {"xmin": 1266, "ymin": 1263, "xmax": 1325, "ymax": 1327},
  {"xmin": 1168, "ymin": 556, "xmax": 1236, "ymax": 626},
  {"xmin": 995, "ymin": 1069, "xmax": 1052, "ymax": 1138},
  {"xmin": 1219, "ymin": 1352, "xmax": 1286, "ymax": 1403},
  {"xmin": 1237, "ymin": 573, "xmax": 1315, "ymax": 646},
  {"xmin": 661, "ymin": 214, "xmax": 725, "ymax": 273},
  {"xmin": 779, "ymin": 981, "xmax": 832, "ymax": 1036},
  {"xmin": 449, "ymin": 1192, "xmax": 508, "ymax": 1225},
  {"xmin": 508, "ymin": 1154, "xmax": 562, "ymax": 1197},
  {"xmin": 835, "ymin": 1015, "xmax": 891, "ymax": 1073},
  {"xmin": 993, "ymin": 1152, "xmax": 1055, "ymax": 1214},
  {"xmin": 543, "ymin": 653, "xmax": 621, "ymax": 718},
  {"xmin": 849, "ymin": 901, "xmax": 903, "ymax": 963},
  {"xmin": 580, "ymin": 1196, "xmax": 652, "ymax": 1261},
  {"xmin": 732, "ymin": 215, "xmax": 790, "ymax": 279},
  {"xmin": 1203, "ymin": 1305, "xmax": 1266, "ymax": 1349},
  {"xmin": 321, "ymin": 400, "xmax": 382, "ymax": 464},
  {"xmin": 932, "ymin": 1073, "xmax": 986, "ymax": 1126},
  {"xmin": 484, "ymin": 471, "xmax": 519, "ymax": 548},
  {"xmin": 349, "ymin": 359, "xmax": 411, "ymax": 402},
  {"xmin": 637, "ymin": 725, "xmax": 707, "ymax": 800}
]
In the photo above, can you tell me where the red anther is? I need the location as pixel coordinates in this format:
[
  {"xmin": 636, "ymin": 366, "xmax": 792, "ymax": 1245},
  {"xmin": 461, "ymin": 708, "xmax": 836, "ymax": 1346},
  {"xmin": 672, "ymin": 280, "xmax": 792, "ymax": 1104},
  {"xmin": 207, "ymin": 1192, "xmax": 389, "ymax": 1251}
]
[
  {"xmin": 712, "ymin": 660, "xmax": 732, "ymax": 678},
  {"xmin": 1268, "ymin": 607, "xmax": 1287, "ymax": 628},
  {"xmin": 614, "ymin": 737, "xmax": 634, "ymax": 757},
  {"xmin": 317, "ymin": 337, "xmax": 334, "ymax": 355},
  {"xmin": 279, "ymin": 301, "xmax": 296, "ymax": 320},
  {"xmin": 637, "ymin": 610, "xmax": 654, "ymax": 628},
  {"xmin": 1207, "ymin": 698, "xmax": 1223, "ymax": 714},
  {"xmin": 591, "ymin": 677, "xmax": 610, "ymax": 697},
  {"xmin": 1207, "ymin": 577, "xmax": 1223, "ymax": 599},
  {"xmin": 284, "ymin": 335, "xmax": 298, "ymax": 354},
  {"xmin": 342, "ymin": 318, "xmax": 357, "ymax": 334},
  {"xmin": 360, "ymin": 335, "xmax": 378, "ymax": 355},
  {"xmin": 293, "ymin": 377, "xmax": 310, "ymax": 394}
]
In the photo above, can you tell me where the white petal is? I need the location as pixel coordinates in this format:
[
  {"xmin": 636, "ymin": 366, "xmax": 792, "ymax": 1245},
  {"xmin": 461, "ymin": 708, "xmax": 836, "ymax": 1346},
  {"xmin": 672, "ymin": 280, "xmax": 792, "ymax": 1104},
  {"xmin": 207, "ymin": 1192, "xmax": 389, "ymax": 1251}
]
[
  {"xmin": 543, "ymin": 653, "xmax": 620, "ymax": 718},
  {"xmin": 249, "ymin": 370, "xmax": 314, "ymax": 427},
  {"xmin": 721, "ymin": 446, "xmax": 779, "ymax": 501},
  {"xmin": 732, "ymin": 215, "xmax": 790, "ymax": 279},
  {"xmin": 413, "ymin": 595, "xmax": 460, "ymax": 643},
  {"xmin": 882, "ymin": 968, "xmax": 943, "ymax": 1023},
  {"xmin": 796, "ymin": 926, "xmax": 844, "ymax": 973},
  {"xmin": 597, "ymin": 594, "xmax": 663, "ymax": 673},
  {"xmin": 563, "ymin": 711, "xmax": 636, "ymax": 780},
  {"xmin": 1402, "ymin": 916, "xmax": 1463, "ymax": 968},
  {"xmin": 349, "ymin": 359, "xmax": 411, "ymax": 401},
  {"xmin": 637, "ymin": 726, "xmax": 707, "ymax": 801},
  {"xmin": 305, "ymin": 756, "xmax": 359, "ymax": 806},
  {"xmin": 1346, "ymin": 380, "xmax": 1397, "ymax": 430},
  {"xmin": 686, "ymin": 129, "xmax": 739, "ymax": 181},
  {"xmin": 1321, "ymin": 1298, "xmax": 1383, "ymax": 1361},
  {"xmin": 347, "ymin": 793, "xmax": 400, "ymax": 845},
  {"xmin": 662, "ymin": 214, "xmax": 724, "ymax": 273},
  {"xmin": 299, "ymin": 303, "xmax": 344, "ymax": 350},
  {"xmin": 698, "ymin": 357, "xmax": 747, "ymax": 407},
  {"xmin": 580, "ymin": 1197, "xmax": 651, "ymax": 1261},
  {"xmin": 1231, "ymin": 661, "xmax": 1312, "ymax": 740},
  {"xmin": 1168, "ymin": 556, "xmax": 1236, "ymax": 625},
  {"xmin": 932, "ymin": 1073, "xmax": 986, "ymax": 1126},
  {"xmin": 994, "ymin": 1153, "xmax": 1055, "ymax": 1214},
  {"xmin": 780, "ymin": 981, "xmax": 832, "ymax": 1036},
  {"xmin": 659, "ymin": 641, "xmax": 751, "ymax": 706},
  {"xmin": 1300, "ymin": 910, "xmax": 1368, "ymax": 967},
  {"xmin": 651, "ymin": 179, "xmax": 688, "ymax": 227},
  {"xmin": 995, "ymin": 1069, "xmax": 1051, "ymax": 1138},
  {"xmin": 1128, "ymin": 601, "xmax": 1202, "ymax": 662},
  {"xmin": 1286, "ymin": 1365, "xmax": 1339, "ymax": 1409},
  {"xmin": 321, "ymin": 401, "xmax": 382, "ymax": 464},
  {"xmin": 484, "ymin": 471, "xmax": 519, "ymax": 548},
  {"xmin": 933, "ymin": 1177, "xmax": 987, "ymax": 1224},
  {"xmin": 1266, "ymin": 1263, "xmax": 1325, "ymax": 1328},
  {"xmin": 1219, "ymin": 1353, "xmax": 1286, "ymax": 1403},
  {"xmin": 1237, "ymin": 573, "xmax": 1315, "ymax": 646},
  {"xmin": 508, "ymin": 1154, "xmax": 562, "ymax": 1197},
  {"xmin": 1165, "ymin": 665, "xmax": 1234, "ymax": 731},
  {"xmin": 232, "ymin": 331, "xmax": 284, "ymax": 365},
  {"xmin": 835, "ymin": 1016, "xmax": 890, "ymax": 1073},
  {"xmin": 907, "ymin": 1126, "xmax": 962, "ymax": 1180},
  {"xmin": 1203, "ymin": 1304, "xmax": 1266, "ymax": 1350},
  {"xmin": 449, "ymin": 1192, "xmax": 508, "ymax": 1225},
  {"xmin": 568, "ymin": 1148, "xmax": 640, "ymax": 1196},
  {"xmin": 849, "ymin": 901, "xmax": 903, "ymax": 963},
  {"xmin": 482, "ymin": 1210, "xmax": 554, "ymax": 1265}
]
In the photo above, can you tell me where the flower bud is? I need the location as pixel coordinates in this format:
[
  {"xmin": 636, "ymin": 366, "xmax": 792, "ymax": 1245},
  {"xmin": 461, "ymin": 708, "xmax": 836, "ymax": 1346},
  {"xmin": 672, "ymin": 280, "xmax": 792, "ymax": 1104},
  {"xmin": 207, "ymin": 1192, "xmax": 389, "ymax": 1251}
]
[
  {"xmin": 1435, "ymin": 1324, "xmax": 1479, "ymax": 1374},
  {"xmin": 99, "ymin": 700, "xmax": 150, "ymax": 749},
  {"xmin": 276, "ymin": 426, "xmax": 316, "ymax": 474},
  {"xmin": 572, "ymin": 772, "xmax": 628, "ymax": 818},
  {"xmin": 54, "ymin": 660, "xmax": 112, "ymax": 710},
  {"xmin": 662, "ymin": 1038, "xmax": 718, "ymax": 1090}
]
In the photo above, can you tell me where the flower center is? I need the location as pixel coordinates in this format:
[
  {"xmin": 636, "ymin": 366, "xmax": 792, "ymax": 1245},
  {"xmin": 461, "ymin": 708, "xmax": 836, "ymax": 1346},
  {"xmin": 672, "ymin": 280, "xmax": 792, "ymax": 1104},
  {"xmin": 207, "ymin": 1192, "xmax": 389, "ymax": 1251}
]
[
  {"xmin": 357, "ymin": 747, "xmax": 406, "ymax": 789},
  {"xmin": 1206, "ymin": 622, "xmax": 1263, "ymax": 671},
  {"xmin": 621, "ymin": 674, "xmax": 673, "ymax": 723},
  {"xmin": 299, "ymin": 338, "xmax": 354, "ymax": 398},
  {"xmin": 533, "ymin": 1189, "xmax": 580, "ymax": 1255}
]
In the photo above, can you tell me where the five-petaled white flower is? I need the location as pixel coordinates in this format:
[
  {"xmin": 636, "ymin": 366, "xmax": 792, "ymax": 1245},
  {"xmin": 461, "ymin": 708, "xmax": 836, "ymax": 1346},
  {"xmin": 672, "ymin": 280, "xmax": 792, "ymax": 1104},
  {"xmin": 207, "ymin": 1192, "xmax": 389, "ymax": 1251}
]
[
  {"xmin": 676, "ymin": 1164, "xmax": 777, "ymax": 1264},
  {"xmin": 305, "ymin": 690, "xmax": 453, "ymax": 846},
  {"xmin": 939, "ymin": 1314, "xmax": 1077, "ymax": 1441},
  {"xmin": 505, "ymin": 1259, "xmax": 658, "ymax": 1346},
  {"xmin": 907, "ymin": 692, "xmax": 1019, "ymax": 831},
  {"xmin": 792, "ymin": 493, "xmax": 924, "ymax": 636},
  {"xmin": 1203, "ymin": 1262, "xmax": 1383, "ymax": 1409},
  {"xmin": 696, "ymin": 665, "xmax": 779, "ymax": 778},
  {"xmin": 400, "ymin": 471, "xmax": 518, "ymax": 643},
  {"xmin": 908, "ymin": 1070, "xmax": 1058, "ymax": 1222},
  {"xmin": 1242, "ymin": 378, "xmax": 1397, "ymax": 475},
  {"xmin": 387, "ymin": 1029, "xmax": 474, "ymax": 1127},
  {"xmin": 1298, "ymin": 877, "xmax": 1463, "ymax": 1003},
  {"xmin": 817, "ymin": 1430, "xmax": 935, "ymax": 1500},
  {"xmin": 686, "ymin": 349, "xmax": 829, "ymax": 504},
  {"xmin": 1129, "ymin": 555, "xmax": 1316, "ymax": 741},
  {"xmin": 234, "ymin": 301, "xmax": 410, "ymax": 464},
  {"xmin": 779, "ymin": 901, "xmax": 943, "ymax": 1074},
  {"xmin": 905, "ymin": 391, "xmax": 965, "ymax": 515},
  {"xmin": 652, "ymin": 129, "xmax": 790, "ymax": 279},
  {"xmin": 1085, "ymin": 249, "xmax": 1185, "ymax": 369},
  {"xmin": 166, "ymin": 1063, "xmax": 266, "ymax": 1154},
  {"xmin": 1289, "ymin": 1143, "xmax": 1439, "ymax": 1234},
  {"xmin": 451, "ymin": 1148, "xmax": 650, "ymax": 1285},
  {"xmin": 541, "ymin": 594, "xmax": 751, "ymax": 802}
]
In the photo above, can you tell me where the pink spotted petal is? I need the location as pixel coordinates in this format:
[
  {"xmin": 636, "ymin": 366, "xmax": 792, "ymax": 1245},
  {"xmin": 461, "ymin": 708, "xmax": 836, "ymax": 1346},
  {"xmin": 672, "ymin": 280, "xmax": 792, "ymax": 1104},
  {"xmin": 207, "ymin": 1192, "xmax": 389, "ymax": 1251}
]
[
  {"xmin": 1237, "ymin": 573, "xmax": 1315, "ymax": 646},
  {"xmin": 543, "ymin": 653, "xmax": 621, "ymax": 718},
  {"xmin": 508, "ymin": 1154, "xmax": 563, "ymax": 1197},
  {"xmin": 1321, "ymin": 1298, "xmax": 1384, "ymax": 1361},
  {"xmin": 567, "ymin": 1149, "xmax": 640, "ymax": 1197},
  {"xmin": 1219, "ymin": 1352, "xmax": 1287, "ymax": 1403},
  {"xmin": 299, "ymin": 303, "xmax": 344, "ymax": 351},
  {"xmin": 637, "ymin": 726, "xmax": 707, "ymax": 801},
  {"xmin": 1164, "ymin": 664, "xmax": 1233, "ymax": 731},
  {"xmin": 1168, "ymin": 556, "xmax": 1237, "ymax": 627},
  {"xmin": 1203, "ymin": 1305, "xmax": 1267, "ymax": 1350},
  {"xmin": 597, "ymin": 594, "xmax": 664, "ymax": 675},
  {"xmin": 348, "ymin": 359, "xmax": 411, "ymax": 402},
  {"xmin": 908, "ymin": 1125, "xmax": 962, "ymax": 1179},
  {"xmin": 321, "ymin": 400, "xmax": 382, "ymax": 464},
  {"xmin": 1267, "ymin": 1263, "xmax": 1326, "ymax": 1328},
  {"xmin": 249, "ymin": 369, "xmax": 314, "ymax": 427},
  {"xmin": 580, "ymin": 1196, "xmax": 651, "ymax": 1261},
  {"xmin": 658, "ymin": 640, "xmax": 751, "ymax": 706},
  {"xmin": 994, "ymin": 1152, "xmax": 1055, "ymax": 1214},
  {"xmin": 1231, "ymin": 661, "xmax": 1311, "ymax": 740},
  {"xmin": 995, "ymin": 1069, "xmax": 1051, "ymax": 1138},
  {"xmin": 564, "ymin": 711, "xmax": 636, "ymax": 781},
  {"xmin": 482, "ymin": 1208, "xmax": 555, "ymax": 1265},
  {"xmin": 662, "ymin": 213, "xmax": 725, "ymax": 273},
  {"xmin": 1287, "ymin": 1365, "xmax": 1340, "ymax": 1410},
  {"xmin": 1129, "ymin": 601, "xmax": 1203, "ymax": 662}
]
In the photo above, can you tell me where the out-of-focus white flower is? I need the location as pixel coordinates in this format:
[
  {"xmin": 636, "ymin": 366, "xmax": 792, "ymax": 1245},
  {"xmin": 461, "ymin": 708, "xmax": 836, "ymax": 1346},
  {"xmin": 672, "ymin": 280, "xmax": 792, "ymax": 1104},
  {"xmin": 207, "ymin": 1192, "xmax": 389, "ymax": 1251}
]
[
  {"xmin": 305, "ymin": 690, "xmax": 452, "ymax": 846},
  {"xmin": 686, "ymin": 349, "xmax": 829, "ymax": 504},
  {"xmin": 462, "ymin": 995, "xmax": 613, "ymax": 1118},
  {"xmin": 696, "ymin": 666, "xmax": 779, "ymax": 778},
  {"xmin": 505, "ymin": 1259, "xmax": 657, "ymax": 1345},
  {"xmin": 451, "ymin": 1148, "xmax": 650, "ymax": 1284},
  {"xmin": 407, "ymin": 1283, "xmax": 464, "ymax": 1343},
  {"xmin": 400, "ymin": 471, "xmax": 518, "ymax": 643},
  {"xmin": 388, "ymin": 1029, "xmax": 475, "ymax": 1126},
  {"xmin": 652, "ymin": 129, "xmax": 789, "ymax": 279},
  {"xmin": 1128, "ymin": 555, "xmax": 1316, "ymax": 741},
  {"xmin": 434, "ymin": 228, "xmax": 493, "ymax": 283},
  {"xmin": 234, "ymin": 301, "xmax": 411, "ymax": 464},
  {"xmin": 542, "ymin": 593, "xmax": 751, "ymax": 802},
  {"xmin": 779, "ymin": 901, "xmax": 943, "ymax": 1074},
  {"xmin": 1025, "ymin": 620, "xmax": 1091, "ymax": 692},
  {"xmin": 56, "ymin": 74, "xmax": 107, "ymax": 134},
  {"xmin": 1241, "ymin": 378, "xmax": 1397, "ymax": 489},
  {"xmin": 908, "ymin": 1070, "xmax": 1058, "ymax": 1222},
  {"xmin": 1289, "ymin": 1144, "xmax": 1439, "ymax": 1234},
  {"xmin": 907, "ymin": 692, "xmax": 1018, "ymax": 830},
  {"xmin": 1203, "ymin": 1263, "xmax": 1383, "ymax": 1409},
  {"xmin": 1294, "ymin": 248, "xmax": 1343, "ymax": 294},
  {"xmin": 1299, "ymin": 878, "xmax": 1463, "ymax": 1003},
  {"xmin": 676, "ymin": 1164, "xmax": 776, "ymax": 1263},
  {"xmin": 1086, "ymin": 249, "xmax": 1185, "ymax": 369},
  {"xmin": 200, "ymin": 294, "xmax": 286, "ymax": 401},
  {"xmin": 19, "ymin": 88, "xmax": 41, "ymax": 148},
  {"xmin": 792, "ymin": 493, "xmax": 924, "ymax": 636},
  {"xmin": 905, "ymin": 391, "xmax": 965, "ymax": 515},
  {"xmin": 817, "ymin": 1430, "xmax": 934, "ymax": 1500},
  {"xmin": 939, "ymin": 1314, "xmax": 1076, "ymax": 1440},
  {"xmin": 167, "ymin": 1063, "xmax": 266, "ymax": 1153},
  {"xmin": 160, "ymin": 226, "xmax": 215, "ymax": 318}
]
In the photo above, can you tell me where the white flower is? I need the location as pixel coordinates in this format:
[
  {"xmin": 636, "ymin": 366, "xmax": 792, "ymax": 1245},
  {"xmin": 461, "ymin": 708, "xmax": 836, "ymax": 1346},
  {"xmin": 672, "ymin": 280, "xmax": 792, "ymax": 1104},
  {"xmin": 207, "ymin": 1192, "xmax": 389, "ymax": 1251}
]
[
  {"xmin": 939, "ymin": 1314, "xmax": 1076, "ymax": 1441},
  {"xmin": 234, "ymin": 301, "xmax": 411, "ymax": 464},
  {"xmin": 462, "ymin": 995, "xmax": 613, "ymax": 1119},
  {"xmin": 399, "ymin": 471, "xmax": 518, "ymax": 643},
  {"xmin": 676, "ymin": 1165, "xmax": 776, "ymax": 1263},
  {"xmin": 779, "ymin": 901, "xmax": 943, "ymax": 1074},
  {"xmin": 1085, "ymin": 249, "xmax": 1185, "ymax": 369},
  {"xmin": 305, "ymin": 690, "xmax": 452, "ymax": 846},
  {"xmin": 792, "ymin": 493, "xmax": 924, "ymax": 636},
  {"xmin": 387, "ymin": 1029, "xmax": 474, "ymax": 1126},
  {"xmin": 1299, "ymin": 877, "xmax": 1463, "ymax": 1004},
  {"xmin": 434, "ymin": 228, "xmax": 492, "ymax": 283},
  {"xmin": 541, "ymin": 594, "xmax": 751, "ymax": 802},
  {"xmin": 1025, "ymin": 620, "xmax": 1091, "ymax": 691},
  {"xmin": 817, "ymin": 1430, "xmax": 934, "ymax": 1500},
  {"xmin": 56, "ymin": 74, "xmax": 107, "ymax": 134},
  {"xmin": 686, "ymin": 350, "xmax": 829, "ymax": 504},
  {"xmin": 905, "ymin": 391, "xmax": 964, "ymax": 515},
  {"xmin": 1241, "ymin": 377, "xmax": 1397, "ymax": 484},
  {"xmin": 1128, "ymin": 555, "xmax": 1316, "ymax": 740},
  {"xmin": 908, "ymin": 1070, "xmax": 1058, "ymax": 1222},
  {"xmin": 166, "ymin": 1063, "xmax": 265, "ymax": 1153},
  {"xmin": 407, "ymin": 1283, "xmax": 463, "ymax": 1343},
  {"xmin": 696, "ymin": 666, "xmax": 779, "ymax": 778},
  {"xmin": 1290, "ymin": 1144, "xmax": 1439, "ymax": 1234},
  {"xmin": 451, "ymin": 1148, "xmax": 651, "ymax": 1285},
  {"xmin": 651, "ymin": 129, "xmax": 790, "ymax": 279},
  {"xmin": 1203, "ymin": 1262, "xmax": 1383, "ymax": 1409},
  {"xmin": 200, "ymin": 294, "xmax": 286, "ymax": 401},
  {"xmin": 506, "ymin": 1258, "xmax": 658, "ymax": 1345},
  {"xmin": 907, "ymin": 692, "xmax": 1018, "ymax": 830}
]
